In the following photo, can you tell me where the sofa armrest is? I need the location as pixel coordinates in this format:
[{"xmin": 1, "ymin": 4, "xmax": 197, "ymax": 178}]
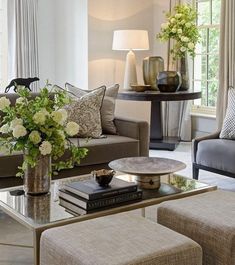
[
  {"xmin": 114, "ymin": 117, "xmax": 149, "ymax": 157},
  {"xmin": 192, "ymin": 131, "xmax": 220, "ymax": 163}
]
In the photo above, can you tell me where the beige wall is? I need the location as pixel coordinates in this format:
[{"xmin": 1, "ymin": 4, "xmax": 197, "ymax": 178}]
[{"xmin": 88, "ymin": 0, "xmax": 169, "ymax": 123}]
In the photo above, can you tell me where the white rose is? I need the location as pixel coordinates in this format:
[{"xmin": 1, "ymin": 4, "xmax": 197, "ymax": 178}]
[
  {"xmin": 0, "ymin": 97, "xmax": 10, "ymax": 110},
  {"xmin": 33, "ymin": 110, "xmax": 47, "ymax": 125},
  {"xmin": 180, "ymin": 47, "xmax": 187, "ymax": 52},
  {"xmin": 171, "ymin": 28, "xmax": 177, "ymax": 33},
  {"xmin": 29, "ymin": 131, "xmax": 41, "ymax": 144},
  {"xmin": 39, "ymin": 141, "xmax": 52, "ymax": 156},
  {"xmin": 177, "ymin": 29, "xmax": 182, "ymax": 34},
  {"xmin": 12, "ymin": 125, "xmax": 27, "ymax": 138},
  {"xmin": 10, "ymin": 118, "xmax": 23, "ymax": 130},
  {"xmin": 65, "ymin": 121, "xmax": 79, "ymax": 136},
  {"xmin": 161, "ymin": 22, "xmax": 169, "ymax": 29},
  {"xmin": 0, "ymin": 124, "xmax": 10, "ymax": 134},
  {"xmin": 185, "ymin": 22, "xmax": 191, "ymax": 28},
  {"xmin": 16, "ymin": 97, "xmax": 25, "ymax": 105},
  {"xmin": 170, "ymin": 18, "xmax": 176, "ymax": 23},
  {"xmin": 175, "ymin": 13, "xmax": 182, "ymax": 19},
  {"xmin": 188, "ymin": 42, "xmax": 195, "ymax": 49}
]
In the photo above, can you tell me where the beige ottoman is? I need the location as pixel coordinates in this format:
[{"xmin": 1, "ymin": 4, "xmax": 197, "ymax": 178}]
[
  {"xmin": 40, "ymin": 213, "xmax": 202, "ymax": 265},
  {"xmin": 157, "ymin": 190, "xmax": 235, "ymax": 265}
]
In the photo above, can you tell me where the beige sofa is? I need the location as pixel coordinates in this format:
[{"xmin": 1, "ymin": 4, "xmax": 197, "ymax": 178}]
[{"xmin": 0, "ymin": 93, "xmax": 149, "ymax": 188}]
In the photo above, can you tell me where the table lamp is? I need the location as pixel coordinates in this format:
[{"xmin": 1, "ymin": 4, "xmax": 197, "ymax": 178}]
[{"xmin": 112, "ymin": 30, "xmax": 149, "ymax": 90}]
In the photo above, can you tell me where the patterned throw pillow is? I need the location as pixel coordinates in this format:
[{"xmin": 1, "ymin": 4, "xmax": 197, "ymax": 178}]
[
  {"xmin": 64, "ymin": 86, "xmax": 106, "ymax": 138},
  {"xmin": 65, "ymin": 83, "xmax": 119, "ymax": 134},
  {"xmin": 220, "ymin": 88, "xmax": 235, "ymax": 139}
]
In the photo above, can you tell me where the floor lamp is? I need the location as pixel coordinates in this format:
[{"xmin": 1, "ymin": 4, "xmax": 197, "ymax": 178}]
[{"xmin": 112, "ymin": 30, "xmax": 149, "ymax": 91}]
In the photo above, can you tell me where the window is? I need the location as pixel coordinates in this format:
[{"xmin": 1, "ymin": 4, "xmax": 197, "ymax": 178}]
[
  {"xmin": 0, "ymin": 0, "xmax": 7, "ymax": 90},
  {"xmin": 192, "ymin": 0, "xmax": 221, "ymax": 114}
]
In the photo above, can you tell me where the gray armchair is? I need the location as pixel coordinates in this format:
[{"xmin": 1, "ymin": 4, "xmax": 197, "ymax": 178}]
[{"xmin": 192, "ymin": 131, "xmax": 235, "ymax": 179}]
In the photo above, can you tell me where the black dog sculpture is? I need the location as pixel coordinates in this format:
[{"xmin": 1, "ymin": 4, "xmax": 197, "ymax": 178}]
[{"xmin": 5, "ymin": 77, "xmax": 40, "ymax": 93}]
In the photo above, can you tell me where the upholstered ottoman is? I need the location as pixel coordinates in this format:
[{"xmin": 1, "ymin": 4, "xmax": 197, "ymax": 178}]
[
  {"xmin": 157, "ymin": 190, "xmax": 235, "ymax": 265},
  {"xmin": 40, "ymin": 213, "xmax": 202, "ymax": 265}
]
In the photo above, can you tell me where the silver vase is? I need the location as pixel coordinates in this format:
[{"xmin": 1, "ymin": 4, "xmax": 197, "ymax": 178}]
[
  {"xmin": 23, "ymin": 154, "xmax": 51, "ymax": 195},
  {"xmin": 143, "ymin": 56, "xmax": 164, "ymax": 90}
]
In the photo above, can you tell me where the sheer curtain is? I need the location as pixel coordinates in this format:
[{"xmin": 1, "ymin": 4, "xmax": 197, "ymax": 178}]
[
  {"xmin": 217, "ymin": 0, "xmax": 235, "ymax": 128},
  {"xmin": 8, "ymin": 0, "xmax": 39, "ymax": 91},
  {"xmin": 161, "ymin": 0, "xmax": 192, "ymax": 141}
]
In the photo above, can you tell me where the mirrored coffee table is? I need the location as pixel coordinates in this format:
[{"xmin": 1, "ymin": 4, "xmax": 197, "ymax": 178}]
[{"xmin": 0, "ymin": 173, "xmax": 217, "ymax": 265}]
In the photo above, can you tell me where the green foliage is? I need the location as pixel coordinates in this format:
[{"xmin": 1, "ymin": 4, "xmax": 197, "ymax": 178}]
[
  {"xmin": 157, "ymin": 4, "xmax": 200, "ymax": 60},
  {"xmin": 0, "ymin": 84, "xmax": 88, "ymax": 177}
]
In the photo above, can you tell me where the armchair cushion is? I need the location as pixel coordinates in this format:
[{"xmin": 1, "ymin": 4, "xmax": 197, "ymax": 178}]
[{"xmin": 196, "ymin": 139, "xmax": 235, "ymax": 173}]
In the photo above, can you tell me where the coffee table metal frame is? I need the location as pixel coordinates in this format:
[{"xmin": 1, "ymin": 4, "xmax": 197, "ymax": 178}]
[{"xmin": 0, "ymin": 174, "xmax": 217, "ymax": 265}]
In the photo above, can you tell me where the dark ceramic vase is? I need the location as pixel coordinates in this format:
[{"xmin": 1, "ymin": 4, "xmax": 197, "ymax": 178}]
[{"xmin": 157, "ymin": 71, "xmax": 182, "ymax": 93}]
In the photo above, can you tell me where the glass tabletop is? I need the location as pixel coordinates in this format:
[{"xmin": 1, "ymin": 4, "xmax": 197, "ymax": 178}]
[{"xmin": 0, "ymin": 174, "xmax": 213, "ymax": 228}]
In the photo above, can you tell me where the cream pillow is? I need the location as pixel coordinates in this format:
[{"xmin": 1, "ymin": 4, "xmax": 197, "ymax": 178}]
[
  {"xmin": 65, "ymin": 83, "xmax": 119, "ymax": 134},
  {"xmin": 64, "ymin": 86, "xmax": 106, "ymax": 138}
]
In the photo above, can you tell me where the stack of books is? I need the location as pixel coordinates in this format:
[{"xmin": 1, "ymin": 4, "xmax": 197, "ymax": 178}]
[{"xmin": 59, "ymin": 177, "xmax": 142, "ymax": 215}]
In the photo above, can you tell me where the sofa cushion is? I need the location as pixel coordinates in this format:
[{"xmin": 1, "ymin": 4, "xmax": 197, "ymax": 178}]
[
  {"xmin": 79, "ymin": 135, "xmax": 139, "ymax": 166},
  {"xmin": 0, "ymin": 135, "xmax": 139, "ymax": 178},
  {"xmin": 196, "ymin": 139, "xmax": 235, "ymax": 173}
]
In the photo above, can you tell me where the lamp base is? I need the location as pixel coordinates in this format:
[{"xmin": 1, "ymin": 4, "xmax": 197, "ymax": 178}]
[{"xmin": 123, "ymin": 50, "xmax": 137, "ymax": 90}]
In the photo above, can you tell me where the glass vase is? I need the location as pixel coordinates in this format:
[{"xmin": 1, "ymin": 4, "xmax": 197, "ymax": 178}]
[
  {"xmin": 178, "ymin": 54, "xmax": 189, "ymax": 91},
  {"xmin": 23, "ymin": 154, "xmax": 51, "ymax": 195}
]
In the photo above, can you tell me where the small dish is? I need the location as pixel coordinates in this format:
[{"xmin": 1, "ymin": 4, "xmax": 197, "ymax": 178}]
[
  {"xmin": 92, "ymin": 169, "xmax": 116, "ymax": 187},
  {"xmin": 131, "ymin": 84, "xmax": 151, "ymax": 92}
]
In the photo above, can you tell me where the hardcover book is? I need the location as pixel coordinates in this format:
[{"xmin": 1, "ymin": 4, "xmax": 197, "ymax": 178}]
[
  {"xmin": 59, "ymin": 189, "xmax": 142, "ymax": 210},
  {"xmin": 59, "ymin": 193, "xmax": 142, "ymax": 215},
  {"xmin": 64, "ymin": 177, "xmax": 137, "ymax": 200}
]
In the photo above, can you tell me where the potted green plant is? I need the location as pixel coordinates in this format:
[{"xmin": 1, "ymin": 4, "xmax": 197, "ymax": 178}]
[{"xmin": 0, "ymin": 84, "xmax": 88, "ymax": 195}]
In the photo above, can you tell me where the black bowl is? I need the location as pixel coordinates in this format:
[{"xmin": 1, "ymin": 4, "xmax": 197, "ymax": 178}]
[{"xmin": 92, "ymin": 169, "xmax": 116, "ymax": 187}]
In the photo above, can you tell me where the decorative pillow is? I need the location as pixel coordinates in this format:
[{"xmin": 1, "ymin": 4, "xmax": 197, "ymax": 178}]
[
  {"xmin": 64, "ymin": 86, "xmax": 106, "ymax": 138},
  {"xmin": 65, "ymin": 83, "xmax": 119, "ymax": 134},
  {"xmin": 220, "ymin": 88, "xmax": 235, "ymax": 139}
]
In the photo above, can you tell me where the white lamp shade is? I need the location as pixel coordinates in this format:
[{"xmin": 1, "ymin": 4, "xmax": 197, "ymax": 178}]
[{"xmin": 112, "ymin": 30, "xmax": 149, "ymax": 51}]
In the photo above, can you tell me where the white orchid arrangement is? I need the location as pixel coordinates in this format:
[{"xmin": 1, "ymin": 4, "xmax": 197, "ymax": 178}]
[
  {"xmin": 0, "ymin": 84, "xmax": 88, "ymax": 177},
  {"xmin": 157, "ymin": 4, "xmax": 200, "ymax": 60}
]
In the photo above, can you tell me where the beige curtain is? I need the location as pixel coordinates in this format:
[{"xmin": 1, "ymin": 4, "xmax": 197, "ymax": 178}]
[
  {"xmin": 162, "ymin": 0, "xmax": 192, "ymax": 141},
  {"xmin": 8, "ymin": 0, "xmax": 39, "ymax": 91},
  {"xmin": 217, "ymin": 0, "xmax": 235, "ymax": 128}
]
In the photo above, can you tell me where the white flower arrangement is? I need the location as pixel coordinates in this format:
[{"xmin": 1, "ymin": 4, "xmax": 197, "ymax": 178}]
[
  {"xmin": 0, "ymin": 84, "xmax": 88, "ymax": 177},
  {"xmin": 157, "ymin": 4, "xmax": 200, "ymax": 60}
]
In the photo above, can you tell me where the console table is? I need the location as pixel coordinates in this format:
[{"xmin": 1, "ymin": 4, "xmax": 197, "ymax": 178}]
[{"xmin": 117, "ymin": 90, "xmax": 201, "ymax": 150}]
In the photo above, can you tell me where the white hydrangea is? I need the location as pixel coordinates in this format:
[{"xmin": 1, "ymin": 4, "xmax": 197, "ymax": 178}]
[
  {"xmin": 181, "ymin": 36, "xmax": 189, "ymax": 42},
  {"xmin": 65, "ymin": 121, "xmax": 79, "ymax": 136},
  {"xmin": 10, "ymin": 118, "xmax": 23, "ymax": 130},
  {"xmin": 175, "ymin": 13, "xmax": 182, "ymax": 19},
  {"xmin": 39, "ymin": 141, "xmax": 52, "ymax": 156},
  {"xmin": 51, "ymin": 111, "xmax": 63, "ymax": 125},
  {"xmin": 0, "ymin": 124, "xmax": 10, "ymax": 134},
  {"xmin": 171, "ymin": 28, "xmax": 177, "ymax": 33},
  {"xmin": 29, "ymin": 131, "xmax": 41, "ymax": 144},
  {"xmin": 57, "ymin": 130, "xmax": 66, "ymax": 140},
  {"xmin": 16, "ymin": 97, "xmax": 25, "ymax": 105},
  {"xmin": 58, "ymin": 109, "xmax": 68, "ymax": 123},
  {"xmin": 188, "ymin": 42, "xmax": 195, "ymax": 49},
  {"xmin": 177, "ymin": 29, "xmax": 182, "ymax": 34},
  {"xmin": 0, "ymin": 97, "xmax": 10, "ymax": 111},
  {"xmin": 33, "ymin": 110, "xmax": 47, "ymax": 125},
  {"xmin": 180, "ymin": 19, "xmax": 186, "ymax": 24},
  {"xmin": 185, "ymin": 22, "xmax": 191, "ymax": 28},
  {"xmin": 170, "ymin": 18, "xmax": 176, "ymax": 23},
  {"xmin": 12, "ymin": 125, "xmax": 27, "ymax": 138},
  {"xmin": 161, "ymin": 22, "xmax": 169, "ymax": 29},
  {"xmin": 180, "ymin": 47, "xmax": 187, "ymax": 52}
]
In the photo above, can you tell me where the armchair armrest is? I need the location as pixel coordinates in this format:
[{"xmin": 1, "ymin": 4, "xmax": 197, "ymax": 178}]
[
  {"xmin": 192, "ymin": 131, "xmax": 220, "ymax": 163},
  {"xmin": 114, "ymin": 117, "xmax": 149, "ymax": 157}
]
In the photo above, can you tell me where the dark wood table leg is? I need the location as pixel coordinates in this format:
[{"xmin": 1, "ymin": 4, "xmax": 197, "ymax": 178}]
[{"xmin": 149, "ymin": 101, "xmax": 180, "ymax": 151}]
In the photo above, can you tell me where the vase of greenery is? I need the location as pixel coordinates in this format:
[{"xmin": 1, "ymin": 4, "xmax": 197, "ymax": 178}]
[
  {"xmin": 0, "ymin": 84, "xmax": 88, "ymax": 195},
  {"xmin": 157, "ymin": 4, "xmax": 200, "ymax": 91}
]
